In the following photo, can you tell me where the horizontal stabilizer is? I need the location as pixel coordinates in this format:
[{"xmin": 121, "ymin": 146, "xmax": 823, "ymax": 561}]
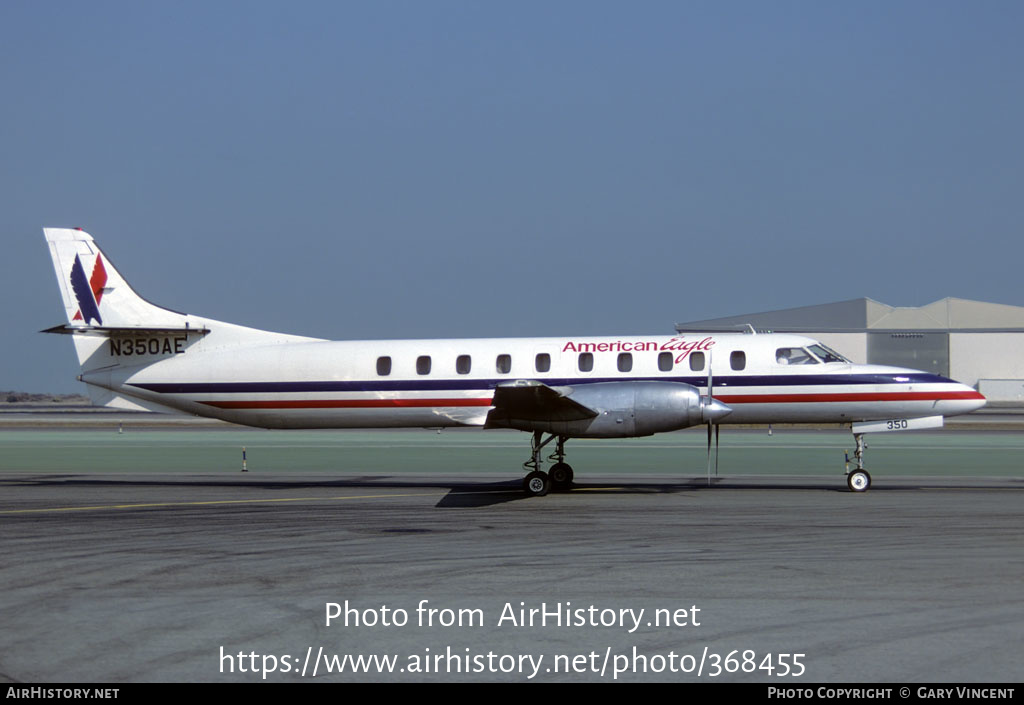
[{"xmin": 42, "ymin": 324, "xmax": 211, "ymax": 337}]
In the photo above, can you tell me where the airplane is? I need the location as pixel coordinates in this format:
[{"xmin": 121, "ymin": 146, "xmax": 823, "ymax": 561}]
[{"xmin": 42, "ymin": 227, "xmax": 987, "ymax": 495}]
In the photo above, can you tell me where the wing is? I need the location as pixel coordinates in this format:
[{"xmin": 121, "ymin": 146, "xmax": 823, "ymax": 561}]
[{"xmin": 485, "ymin": 380, "xmax": 597, "ymax": 428}]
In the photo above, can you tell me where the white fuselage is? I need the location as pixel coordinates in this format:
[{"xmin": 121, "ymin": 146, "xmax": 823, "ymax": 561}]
[{"xmin": 83, "ymin": 332, "xmax": 985, "ymax": 430}]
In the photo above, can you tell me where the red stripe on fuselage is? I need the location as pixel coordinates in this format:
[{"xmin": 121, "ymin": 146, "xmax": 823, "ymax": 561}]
[
  {"xmin": 203, "ymin": 398, "xmax": 494, "ymax": 409},
  {"xmin": 715, "ymin": 391, "xmax": 984, "ymax": 404}
]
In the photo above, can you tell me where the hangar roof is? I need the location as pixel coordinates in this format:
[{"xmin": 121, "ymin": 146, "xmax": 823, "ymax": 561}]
[{"xmin": 675, "ymin": 298, "xmax": 1024, "ymax": 333}]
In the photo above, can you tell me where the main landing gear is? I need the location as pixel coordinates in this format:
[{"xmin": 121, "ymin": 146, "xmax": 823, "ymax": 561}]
[
  {"xmin": 522, "ymin": 431, "xmax": 574, "ymax": 496},
  {"xmin": 844, "ymin": 432, "xmax": 872, "ymax": 493}
]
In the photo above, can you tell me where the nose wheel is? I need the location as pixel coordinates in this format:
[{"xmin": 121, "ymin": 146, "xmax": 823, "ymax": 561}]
[{"xmin": 846, "ymin": 469, "xmax": 871, "ymax": 492}]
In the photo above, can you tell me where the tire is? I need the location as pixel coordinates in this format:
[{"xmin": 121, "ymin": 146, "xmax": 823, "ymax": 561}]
[
  {"xmin": 523, "ymin": 471, "xmax": 550, "ymax": 497},
  {"xmin": 847, "ymin": 469, "xmax": 871, "ymax": 493},
  {"xmin": 548, "ymin": 462, "xmax": 574, "ymax": 491}
]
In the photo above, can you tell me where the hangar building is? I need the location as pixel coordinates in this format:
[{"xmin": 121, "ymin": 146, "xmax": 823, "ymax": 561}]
[{"xmin": 675, "ymin": 298, "xmax": 1024, "ymax": 402}]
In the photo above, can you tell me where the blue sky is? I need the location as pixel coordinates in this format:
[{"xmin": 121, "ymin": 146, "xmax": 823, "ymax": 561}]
[{"xmin": 4, "ymin": 1, "xmax": 1023, "ymax": 392}]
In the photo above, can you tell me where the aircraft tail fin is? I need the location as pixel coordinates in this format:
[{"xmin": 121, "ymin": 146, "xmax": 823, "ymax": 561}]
[
  {"xmin": 44, "ymin": 228, "xmax": 191, "ymax": 329},
  {"xmin": 43, "ymin": 228, "xmax": 321, "ymax": 395}
]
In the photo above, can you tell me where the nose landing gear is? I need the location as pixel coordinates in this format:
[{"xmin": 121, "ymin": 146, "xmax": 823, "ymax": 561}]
[{"xmin": 844, "ymin": 433, "xmax": 871, "ymax": 492}]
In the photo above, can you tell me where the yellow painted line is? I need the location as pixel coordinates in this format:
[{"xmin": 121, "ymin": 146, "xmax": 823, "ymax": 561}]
[
  {"xmin": 919, "ymin": 487, "xmax": 1020, "ymax": 491},
  {"xmin": 7, "ymin": 485, "xmax": 1015, "ymax": 514},
  {"xmin": 0, "ymin": 492, "xmax": 446, "ymax": 515}
]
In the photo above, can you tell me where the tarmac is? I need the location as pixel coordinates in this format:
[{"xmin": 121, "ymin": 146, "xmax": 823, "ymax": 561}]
[{"xmin": 0, "ymin": 413, "xmax": 1021, "ymax": 683}]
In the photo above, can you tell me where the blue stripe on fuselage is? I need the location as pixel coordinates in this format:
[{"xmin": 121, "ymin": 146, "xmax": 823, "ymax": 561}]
[{"xmin": 129, "ymin": 372, "xmax": 953, "ymax": 396}]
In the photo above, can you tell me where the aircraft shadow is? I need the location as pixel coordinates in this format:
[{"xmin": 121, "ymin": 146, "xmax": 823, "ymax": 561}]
[{"xmin": 3, "ymin": 475, "xmax": 1018, "ymax": 510}]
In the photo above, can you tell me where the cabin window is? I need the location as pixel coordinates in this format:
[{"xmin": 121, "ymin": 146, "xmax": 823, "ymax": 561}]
[
  {"xmin": 376, "ymin": 356, "xmax": 392, "ymax": 376},
  {"xmin": 658, "ymin": 352, "xmax": 673, "ymax": 371},
  {"xmin": 617, "ymin": 352, "xmax": 632, "ymax": 372},
  {"xmin": 689, "ymin": 351, "xmax": 705, "ymax": 371},
  {"xmin": 416, "ymin": 355, "xmax": 432, "ymax": 375},
  {"xmin": 456, "ymin": 355, "xmax": 472, "ymax": 374},
  {"xmin": 496, "ymin": 354, "xmax": 512, "ymax": 374},
  {"xmin": 730, "ymin": 351, "xmax": 746, "ymax": 371},
  {"xmin": 535, "ymin": 353, "xmax": 551, "ymax": 373},
  {"xmin": 578, "ymin": 352, "xmax": 594, "ymax": 372}
]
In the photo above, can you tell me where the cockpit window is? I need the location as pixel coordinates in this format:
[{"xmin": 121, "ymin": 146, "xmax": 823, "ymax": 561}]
[
  {"xmin": 807, "ymin": 344, "xmax": 849, "ymax": 364},
  {"xmin": 776, "ymin": 347, "xmax": 818, "ymax": 365}
]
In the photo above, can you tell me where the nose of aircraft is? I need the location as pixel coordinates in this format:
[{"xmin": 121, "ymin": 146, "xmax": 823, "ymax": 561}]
[
  {"xmin": 961, "ymin": 385, "xmax": 987, "ymax": 413},
  {"xmin": 702, "ymin": 397, "xmax": 733, "ymax": 424},
  {"xmin": 940, "ymin": 382, "xmax": 987, "ymax": 417}
]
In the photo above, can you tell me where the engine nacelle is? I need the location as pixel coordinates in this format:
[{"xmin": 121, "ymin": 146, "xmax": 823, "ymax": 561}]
[{"xmin": 510, "ymin": 381, "xmax": 715, "ymax": 438}]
